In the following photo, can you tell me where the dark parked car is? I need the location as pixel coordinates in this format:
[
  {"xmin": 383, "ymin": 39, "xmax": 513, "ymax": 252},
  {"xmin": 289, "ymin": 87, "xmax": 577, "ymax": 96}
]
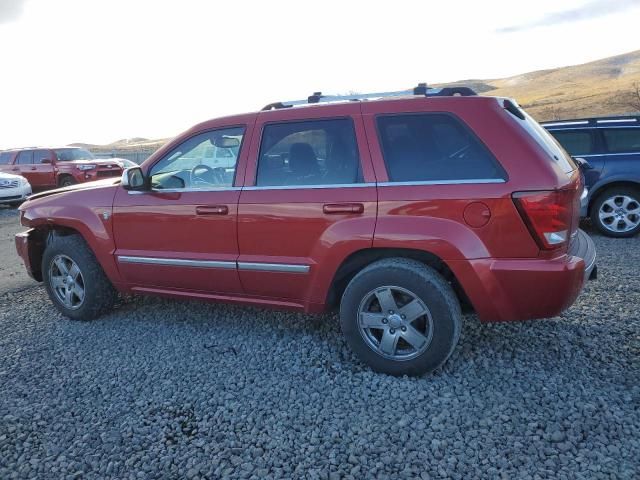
[
  {"xmin": 16, "ymin": 86, "xmax": 596, "ymax": 376},
  {"xmin": 543, "ymin": 116, "xmax": 640, "ymax": 237}
]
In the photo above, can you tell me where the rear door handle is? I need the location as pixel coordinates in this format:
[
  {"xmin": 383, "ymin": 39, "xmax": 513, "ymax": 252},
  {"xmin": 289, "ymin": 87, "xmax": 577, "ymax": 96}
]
[
  {"xmin": 323, "ymin": 203, "xmax": 364, "ymax": 214},
  {"xmin": 196, "ymin": 205, "xmax": 229, "ymax": 215},
  {"xmin": 30, "ymin": 167, "xmax": 37, "ymax": 170}
]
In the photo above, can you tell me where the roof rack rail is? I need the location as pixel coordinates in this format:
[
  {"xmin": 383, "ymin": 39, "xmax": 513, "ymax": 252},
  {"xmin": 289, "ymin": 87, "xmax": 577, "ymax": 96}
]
[
  {"xmin": 541, "ymin": 115, "xmax": 640, "ymax": 127},
  {"xmin": 261, "ymin": 83, "xmax": 477, "ymax": 111}
]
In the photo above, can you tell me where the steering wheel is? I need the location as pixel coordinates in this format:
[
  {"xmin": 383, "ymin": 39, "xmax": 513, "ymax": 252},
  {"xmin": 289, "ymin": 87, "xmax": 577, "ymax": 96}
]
[{"xmin": 190, "ymin": 164, "xmax": 226, "ymax": 185}]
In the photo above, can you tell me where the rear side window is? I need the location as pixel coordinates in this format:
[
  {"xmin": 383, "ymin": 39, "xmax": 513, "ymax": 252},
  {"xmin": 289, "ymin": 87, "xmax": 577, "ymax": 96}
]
[
  {"xmin": 257, "ymin": 118, "xmax": 361, "ymax": 187},
  {"xmin": 549, "ymin": 130, "xmax": 594, "ymax": 156},
  {"xmin": 602, "ymin": 128, "xmax": 640, "ymax": 153},
  {"xmin": 0, "ymin": 152, "xmax": 13, "ymax": 164},
  {"xmin": 16, "ymin": 151, "xmax": 34, "ymax": 164},
  {"xmin": 376, "ymin": 113, "xmax": 505, "ymax": 183}
]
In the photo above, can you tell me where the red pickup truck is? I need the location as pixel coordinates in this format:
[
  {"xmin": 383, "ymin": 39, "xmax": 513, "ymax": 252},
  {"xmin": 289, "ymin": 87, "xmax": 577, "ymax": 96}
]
[
  {"xmin": 15, "ymin": 85, "xmax": 596, "ymax": 375},
  {"xmin": 0, "ymin": 147, "xmax": 122, "ymax": 190}
]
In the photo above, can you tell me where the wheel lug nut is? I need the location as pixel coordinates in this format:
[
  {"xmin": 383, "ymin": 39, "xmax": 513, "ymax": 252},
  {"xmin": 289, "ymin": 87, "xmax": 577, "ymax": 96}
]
[
  {"xmin": 389, "ymin": 310, "xmax": 394, "ymax": 314},
  {"xmin": 389, "ymin": 329, "xmax": 395, "ymax": 334},
  {"xmin": 401, "ymin": 315, "xmax": 406, "ymax": 319},
  {"xmin": 382, "ymin": 318, "xmax": 388, "ymax": 324},
  {"xmin": 401, "ymin": 326, "xmax": 407, "ymax": 332}
]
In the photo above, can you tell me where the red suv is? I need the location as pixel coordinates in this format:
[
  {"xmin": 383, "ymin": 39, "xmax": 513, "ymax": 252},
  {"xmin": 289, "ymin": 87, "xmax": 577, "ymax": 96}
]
[
  {"xmin": 0, "ymin": 147, "xmax": 123, "ymax": 190},
  {"xmin": 15, "ymin": 86, "xmax": 596, "ymax": 376}
]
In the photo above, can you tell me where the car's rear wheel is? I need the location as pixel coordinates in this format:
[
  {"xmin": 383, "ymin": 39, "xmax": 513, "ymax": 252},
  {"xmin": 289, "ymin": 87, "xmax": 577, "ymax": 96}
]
[
  {"xmin": 58, "ymin": 176, "xmax": 75, "ymax": 188},
  {"xmin": 42, "ymin": 234, "xmax": 117, "ymax": 320},
  {"xmin": 339, "ymin": 258, "xmax": 461, "ymax": 376},
  {"xmin": 591, "ymin": 186, "xmax": 640, "ymax": 237}
]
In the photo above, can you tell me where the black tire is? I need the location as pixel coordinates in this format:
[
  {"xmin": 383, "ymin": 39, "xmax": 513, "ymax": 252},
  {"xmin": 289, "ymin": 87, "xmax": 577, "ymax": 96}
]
[
  {"xmin": 590, "ymin": 186, "xmax": 640, "ymax": 238},
  {"xmin": 42, "ymin": 234, "xmax": 117, "ymax": 320},
  {"xmin": 339, "ymin": 258, "xmax": 461, "ymax": 376},
  {"xmin": 58, "ymin": 176, "xmax": 75, "ymax": 188}
]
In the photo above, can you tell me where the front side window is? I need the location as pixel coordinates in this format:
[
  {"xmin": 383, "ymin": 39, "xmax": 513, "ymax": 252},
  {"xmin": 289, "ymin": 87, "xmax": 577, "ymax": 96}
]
[
  {"xmin": 549, "ymin": 130, "xmax": 594, "ymax": 156},
  {"xmin": 16, "ymin": 151, "xmax": 34, "ymax": 165},
  {"xmin": 150, "ymin": 127, "xmax": 244, "ymax": 190},
  {"xmin": 602, "ymin": 128, "xmax": 640, "ymax": 153},
  {"xmin": 376, "ymin": 113, "xmax": 506, "ymax": 183},
  {"xmin": 256, "ymin": 118, "xmax": 361, "ymax": 187},
  {"xmin": 54, "ymin": 148, "xmax": 95, "ymax": 161},
  {"xmin": 33, "ymin": 150, "xmax": 52, "ymax": 164}
]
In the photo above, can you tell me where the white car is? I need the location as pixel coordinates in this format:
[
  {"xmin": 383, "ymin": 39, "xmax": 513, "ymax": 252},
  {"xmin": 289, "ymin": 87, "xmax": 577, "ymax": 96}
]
[{"xmin": 0, "ymin": 172, "xmax": 32, "ymax": 206}]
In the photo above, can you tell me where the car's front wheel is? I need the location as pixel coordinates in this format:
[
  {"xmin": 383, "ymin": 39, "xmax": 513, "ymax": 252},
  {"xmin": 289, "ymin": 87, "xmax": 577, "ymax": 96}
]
[
  {"xmin": 591, "ymin": 186, "xmax": 640, "ymax": 237},
  {"xmin": 339, "ymin": 258, "xmax": 461, "ymax": 376},
  {"xmin": 42, "ymin": 234, "xmax": 117, "ymax": 320}
]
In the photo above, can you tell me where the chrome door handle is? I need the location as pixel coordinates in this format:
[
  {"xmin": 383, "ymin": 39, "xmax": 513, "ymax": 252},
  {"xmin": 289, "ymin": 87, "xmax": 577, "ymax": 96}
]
[
  {"xmin": 196, "ymin": 205, "xmax": 229, "ymax": 215},
  {"xmin": 323, "ymin": 203, "xmax": 365, "ymax": 214}
]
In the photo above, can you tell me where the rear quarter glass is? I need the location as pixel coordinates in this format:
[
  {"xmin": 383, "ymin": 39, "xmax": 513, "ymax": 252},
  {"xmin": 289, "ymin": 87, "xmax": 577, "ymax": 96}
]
[{"xmin": 507, "ymin": 103, "xmax": 577, "ymax": 176}]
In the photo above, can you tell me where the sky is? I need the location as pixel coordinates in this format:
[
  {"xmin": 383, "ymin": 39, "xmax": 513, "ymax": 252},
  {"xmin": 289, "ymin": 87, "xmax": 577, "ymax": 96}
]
[{"xmin": 1, "ymin": 0, "xmax": 640, "ymax": 148}]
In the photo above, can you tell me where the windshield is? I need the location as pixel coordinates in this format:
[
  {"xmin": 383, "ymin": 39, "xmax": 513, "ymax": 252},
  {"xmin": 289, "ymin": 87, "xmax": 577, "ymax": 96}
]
[{"xmin": 55, "ymin": 148, "xmax": 95, "ymax": 161}]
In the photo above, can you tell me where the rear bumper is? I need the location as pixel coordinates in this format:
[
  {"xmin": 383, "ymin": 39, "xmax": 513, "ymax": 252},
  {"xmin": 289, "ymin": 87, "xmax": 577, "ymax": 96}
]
[{"xmin": 450, "ymin": 229, "xmax": 596, "ymax": 322}]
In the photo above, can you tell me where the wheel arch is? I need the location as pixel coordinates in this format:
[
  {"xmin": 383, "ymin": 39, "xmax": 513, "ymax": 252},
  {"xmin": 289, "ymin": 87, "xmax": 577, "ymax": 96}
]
[
  {"xmin": 325, "ymin": 247, "xmax": 472, "ymax": 312},
  {"xmin": 588, "ymin": 178, "xmax": 640, "ymax": 215}
]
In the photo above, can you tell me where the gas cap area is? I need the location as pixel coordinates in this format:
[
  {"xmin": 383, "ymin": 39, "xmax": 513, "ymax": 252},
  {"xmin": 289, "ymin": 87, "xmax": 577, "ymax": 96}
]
[{"xmin": 463, "ymin": 202, "xmax": 491, "ymax": 228}]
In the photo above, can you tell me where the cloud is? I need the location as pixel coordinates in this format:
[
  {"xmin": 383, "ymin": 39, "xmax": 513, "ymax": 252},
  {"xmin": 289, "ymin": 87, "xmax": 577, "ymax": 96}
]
[
  {"xmin": 497, "ymin": 0, "xmax": 640, "ymax": 33},
  {"xmin": 0, "ymin": 0, "xmax": 27, "ymax": 24}
]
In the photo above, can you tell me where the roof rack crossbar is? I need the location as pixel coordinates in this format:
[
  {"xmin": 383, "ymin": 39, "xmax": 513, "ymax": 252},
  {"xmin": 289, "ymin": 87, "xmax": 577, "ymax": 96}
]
[{"xmin": 261, "ymin": 83, "xmax": 477, "ymax": 111}]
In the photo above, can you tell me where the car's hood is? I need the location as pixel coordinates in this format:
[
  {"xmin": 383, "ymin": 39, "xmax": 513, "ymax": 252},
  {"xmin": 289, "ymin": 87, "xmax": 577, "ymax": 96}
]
[
  {"xmin": 25, "ymin": 177, "xmax": 121, "ymax": 202},
  {"xmin": 59, "ymin": 159, "xmax": 123, "ymax": 168},
  {"xmin": 0, "ymin": 171, "xmax": 25, "ymax": 181}
]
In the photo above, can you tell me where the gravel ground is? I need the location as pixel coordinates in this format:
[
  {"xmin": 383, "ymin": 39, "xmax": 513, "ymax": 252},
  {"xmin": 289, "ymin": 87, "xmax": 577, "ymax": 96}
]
[{"xmin": 0, "ymin": 219, "xmax": 638, "ymax": 479}]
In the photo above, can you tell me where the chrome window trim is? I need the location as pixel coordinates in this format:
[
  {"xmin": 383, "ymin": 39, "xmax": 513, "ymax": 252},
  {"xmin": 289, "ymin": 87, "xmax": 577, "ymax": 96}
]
[
  {"xmin": 377, "ymin": 179, "xmax": 506, "ymax": 187},
  {"xmin": 578, "ymin": 152, "xmax": 640, "ymax": 157},
  {"xmin": 117, "ymin": 256, "xmax": 236, "ymax": 269},
  {"xmin": 243, "ymin": 182, "xmax": 375, "ymax": 191},
  {"xmin": 546, "ymin": 126, "xmax": 640, "ymax": 130},
  {"xmin": 128, "ymin": 186, "xmax": 242, "ymax": 195},
  {"xmin": 596, "ymin": 119, "xmax": 638, "ymax": 124},
  {"xmin": 542, "ymin": 120, "xmax": 590, "ymax": 127},
  {"xmin": 238, "ymin": 262, "xmax": 310, "ymax": 273},
  {"xmin": 117, "ymin": 256, "xmax": 311, "ymax": 274}
]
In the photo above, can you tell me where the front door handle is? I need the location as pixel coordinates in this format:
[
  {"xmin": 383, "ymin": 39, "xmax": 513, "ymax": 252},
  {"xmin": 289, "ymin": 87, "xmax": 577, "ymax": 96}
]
[
  {"xmin": 30, "ymin": 167, "xmax": 37, "ymax": 170},
  {"xmin": 196, "ymin": 205, "xmax": 229, "ymax": 215},
  {"xmin": 323, "ymin": 203, "xmax": 365, "ymax": 214}
]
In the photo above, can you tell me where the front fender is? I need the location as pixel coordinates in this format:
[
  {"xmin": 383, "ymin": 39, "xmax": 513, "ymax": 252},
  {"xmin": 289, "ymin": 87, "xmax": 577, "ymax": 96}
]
[{"xmin": 19, "ymin": 186, "xmax": 122, "ymax": 287}]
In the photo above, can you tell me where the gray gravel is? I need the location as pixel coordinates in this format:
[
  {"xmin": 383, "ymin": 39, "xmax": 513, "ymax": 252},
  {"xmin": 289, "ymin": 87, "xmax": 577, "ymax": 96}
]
[{"xmin": 0, "ymin": 223, "xmax": 638, "ymax": 479}]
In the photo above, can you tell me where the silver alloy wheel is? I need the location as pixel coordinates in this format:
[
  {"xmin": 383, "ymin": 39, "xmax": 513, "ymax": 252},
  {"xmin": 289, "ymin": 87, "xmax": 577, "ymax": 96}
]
[
  {"xmin": 49, "ymin": 254, "xmax": 85, "ymax": 310},
  {"xmin": 598, "ymin": 195, "xmax": 640, "ymax": 233},
  {"xmin": 357, "ymin": 285, "xmax": 434, "ymax": 361}
]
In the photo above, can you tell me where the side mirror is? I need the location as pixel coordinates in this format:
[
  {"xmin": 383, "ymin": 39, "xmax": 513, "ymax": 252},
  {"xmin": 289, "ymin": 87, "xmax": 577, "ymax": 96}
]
[
  {"xmin": 40, "ymin": 158, "xmax": 52, "ymax": 164},
  {"xmin": 121, "ymin": 167, "xmax": 147, "ymax": 191}
]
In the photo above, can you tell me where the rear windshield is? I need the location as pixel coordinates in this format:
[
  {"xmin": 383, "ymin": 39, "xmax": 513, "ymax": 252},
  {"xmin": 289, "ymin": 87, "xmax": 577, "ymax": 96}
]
[
  {"xmin": 55, "ymin": 148, "xmax": 95, "ymax": 161},
  {"xmin": 507, "ymin": 103, "xmax": 576, "ymax": 175}
]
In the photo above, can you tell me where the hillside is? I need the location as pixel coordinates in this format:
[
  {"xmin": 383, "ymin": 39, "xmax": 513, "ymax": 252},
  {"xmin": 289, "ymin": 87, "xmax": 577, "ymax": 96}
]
[
  {"xmin": 466, "ymin": 49, "xmax": 640, "ymax": 121},
  {"xmin": 77, "ymin": 50, "xmax": 640, "ymax": 152}
]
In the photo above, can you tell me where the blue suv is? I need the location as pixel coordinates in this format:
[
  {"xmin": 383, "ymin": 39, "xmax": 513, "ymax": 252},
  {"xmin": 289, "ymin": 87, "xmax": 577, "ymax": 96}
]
[{"xmin": 543, "ymin": 116, "xmax": 640, "ymax": 237}]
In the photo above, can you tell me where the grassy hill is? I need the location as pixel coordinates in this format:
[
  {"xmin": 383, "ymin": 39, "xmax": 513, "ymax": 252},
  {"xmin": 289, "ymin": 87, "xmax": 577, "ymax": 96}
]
[
  {"xmin": 453, "ymin": 49, "xmax": 640, "ymax": 121},
  {"xmin": 78, "ymin": 50, "xmax": 640, "ymax": 152}
]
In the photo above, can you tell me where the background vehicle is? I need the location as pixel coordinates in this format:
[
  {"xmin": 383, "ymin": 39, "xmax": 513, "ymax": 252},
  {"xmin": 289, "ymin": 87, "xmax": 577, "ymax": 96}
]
[
  {"xmin": 15, "ymin": 85, "xmax": 595, "ymax": 376},
  {"xmin": 0, "ymin": 147, "xmax": 122, "ymax": 190},
  {"xmin": 543, "ymin": 116, "xmax": 640, "ymax": 237},
  {"xmin": 0, "ymin": 172, "xmax": 31, "ymax": 205}
]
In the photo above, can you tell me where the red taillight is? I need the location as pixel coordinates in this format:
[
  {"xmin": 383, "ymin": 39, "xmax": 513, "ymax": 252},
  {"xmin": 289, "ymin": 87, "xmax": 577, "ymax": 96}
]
[{"xmin": 513, "ymin": 189, "xmax": 574, "ymax": 250}]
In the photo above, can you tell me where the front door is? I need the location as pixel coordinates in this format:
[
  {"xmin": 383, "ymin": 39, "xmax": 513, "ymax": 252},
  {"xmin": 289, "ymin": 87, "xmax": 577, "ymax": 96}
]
[
  {"xmin": 237, "ymin": 107, "xmax": 377, "ymax": 307},
  {"xmin": 32, "ymin": 150, "xmax": 56, "ymax": 188},
  {"xmin": 112, "ymin": 126, "xmax": 248, "ymax": 294},
  {"xmin": 15, "ymin": 150, "xmax": 38, "ymax": 187}
]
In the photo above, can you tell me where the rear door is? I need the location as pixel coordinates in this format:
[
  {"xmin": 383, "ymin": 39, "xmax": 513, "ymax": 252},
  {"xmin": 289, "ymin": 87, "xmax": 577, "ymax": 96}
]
[
  {"xmin": 32, "ymin": 149, "xmax": 56, "ymax": 188},
  {"xmin": 237, "ymin": 104, "xmax": 377, "ymax": 308},
  {"xmin": 14, "ymin": 151, "xmax": 37, "ymax": 186}
]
